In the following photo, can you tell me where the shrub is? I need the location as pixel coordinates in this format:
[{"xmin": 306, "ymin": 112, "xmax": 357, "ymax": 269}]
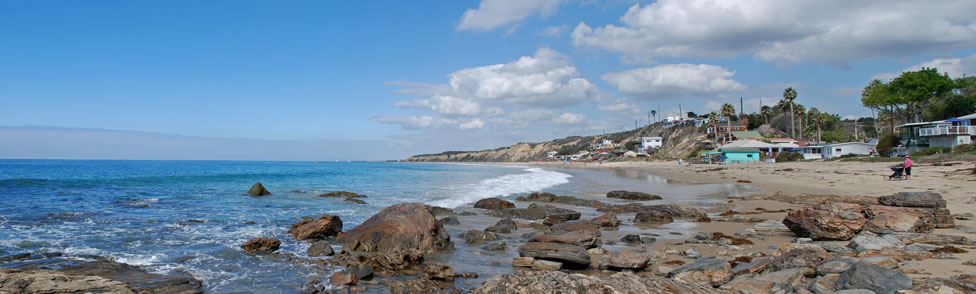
[
  {"xmin": 915, "ymin": 146, "xmax": 952, "ymax": 156},
  {"xmin": 876, "ymin": 134, "xmax": 900, "ymax": 157},
  {"xmin": 775, "ymin": 152, "xmax": 803, "ymax": 162},
  {"xmin": 953, "ymin": 143, "xmax": 975, "ymax": 154}
]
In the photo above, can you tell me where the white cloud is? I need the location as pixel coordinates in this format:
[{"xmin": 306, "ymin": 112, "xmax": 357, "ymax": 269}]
[
  {"xmin": 602, "ymin": 64, "xmax": 746, "ymax": 99},
  {"xmin": 552, "ymin": 112, "xmax": 586, "ymax": 124},
  {"xmin": 508, "ymin": 108, "xmax": 555, "ymax": 121},
  {"xmin": 458, "ymin": 118, "xmax": 487, "ymax": 130},
  {"xmin": 597, "ymin": 98, "xmax": 640, "ymax": 114},
  {"xmin": 572, "ymin": 0, "xmax": 976, "ymax": 65},
  {"xmin": 484, "ymin": 107, "xmax": 506, "ymax": 116},
  {"xmin": 394, "ymin": 95, "xmax": 481, "ymax": 116},
  {"xmin": 448, "ymin": 47, "xmax": 599, "ymax": 107},
  {"xmin": 370, "ymin": 115, "xmax": 440, "ymax": 130},
  {"xmin": 872, "ymin": 53, "xmax": 976, "ymax": 82},
  {"xmin": 539, "ymin": 25, "xmax": 571, "ymax": 37},
  {"xmin": 458, "ymin": 0, "xmax": 568, "ymax": 32}
]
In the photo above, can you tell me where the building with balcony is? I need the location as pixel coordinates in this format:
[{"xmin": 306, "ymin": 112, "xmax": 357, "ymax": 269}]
[{"xmin": 898, "ymin": 112, "xmax": 976, "ymax": 151}]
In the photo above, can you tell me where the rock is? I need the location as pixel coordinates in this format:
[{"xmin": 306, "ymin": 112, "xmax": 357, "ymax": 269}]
[
  {"xmin": 485, "ymin": 218, "xmax": 517, "ymax": 234},
  {"xmin": 863, "ymin": 205, "xmax": 935, "ymax": 234},
  {"xmin": 721, "ymin": 268, "xmax": 809, "ymax": 293},
  {"xmin": 543, "ymin": 212, "xmax": 581, "ymax": 226},
  {"xmin": 530, "ymin": 230, "xmax": 601, "ymax": 248},
  {"xmin": 754, "ymin": 220, "xmax": 790, "ymax": 232},
  {"xmin": 482, "ymin": 242, "xmax": 507, "ymax": 251},
  {"xmin": 904, "ymin": 243, "xmax": 941, "ymax": 252},
  {"xmin": 518, "ymin": 241, "xmax": 591, "ymax": 266},
  {"xmin": 607, "ymin": 190, "xmax": 663, "ymax": 201},
  {"xmin": 877, "ymin": 192, "xmax": 953, "ymax": 228},
  {"xmin": 289, "ymin": 215, "xmax": 343, "ymax": 240},
  {"xmin": 597, "ymin": 203, "xmax": 707, "ymax": 219},
  {"xmin": 531, "ymin": 259, "xmax": 562, "ymax": 270},
  {"xmin": 319, "ymin": 191, "xmax": 366, "ymax": 198},
  {"xmin": 890, "ymin": 232, "xmax": 976, "ymax": 246},
  {"xmin": 486, "ymin": 203, "xmax": 580, "ymax": 220},
  {"xmin": 461, "ymin": 230, "xmax": 498, "ymax": 244},
  {"xmin": 589, "ymin": 213, "xmax": 620, "ymax": 227},
  {"xmin": 817, "ymin": 258, "xmax": 857, "ymax": 275},
  {"xmin": 438, "ymin": 216, "xmax": 460, "ymax": 226},
  {"xmin": 635, "ymin": 210, "xmax": 674, "ymax": 224},
  {"xmin": 668, "ymin": 257, "xmax": 733, "ymax": 287},
  {"xmin": 1, "ymin": 258, "xmax": 203, "ymax": 294},
  {"xmin": 782, "ymin": 202, "xmax": 867, "ymax": 240},
  {"xmin": 517, "ymin": 192, "xmax": 605, "ymax": 208},
  {"xmin": 241, "ymin": 238, "xmax": 280, "ymax": 253},
  {"xmin": 331, "ymin": 272, "xmax": 357, "ymax": 286},
  {"xmin": 848, "ymin": 232, "xmax": 905, "ymax": 252},
  {"xmin": 512, "ymin": 257, "xmax": 534, "ymax": 267},
  {"xmin": 474, "ymin": 198, "xmax": 515, "ymax": 210},
  {"xmin": 247, "ymin": 182, "xmax": 270, "ymax": 196},
  {"xmin": 346, "ymin": 265, "xmax": 374, "ymax": 281},
  {"xmin": 835, "ymin": 261, "xmax": 912, "ymax": 294},
  {"xmin": 344, "ymin": 197, "xmax": 366, "ymax": 204},
  {"xmin": 956, "ymin": 213, "xmax": 976, "ymax": 221},
  {"xmin": 819, "ymin": 242, "xmax": 856, "ymax": 254},
  {"xmin": 683, "ymin": 248, "xmax": 701, "ymax": 258},
  {"xmin": 551, "ymin": 220, "xmax": 600, "ymax": 233},
  {"xmin": 857, "ymin": 256, "xmax": 897, "ymax": 269},
  {"xmin": 422, "ymin": 263, "xmax": 455, "ymax": 281},
  {"xmin": 0, "ymin": 253, "xmax": 31, "ymax": 263},
  {"xmin": 731, "ymin": 257, "xmax": 771, "ymax": 276},
  {"xmin": 834, "ymin": 290, "xmax": 878, "ymax": 294},
  {"xmin": 599, "ymin": 248, "xmax": 653, "ymax": 270},
  {"xmin": 338, "ymin": 203, "xmax": 452, "ymax": 253},
  {"xmin": 471, "ymin": 270, "xmax": 725, "ymax": 294},
  {"xmin": 621, "ymin": 234, "xmax": 642, "ymax": 244},
  {"xmin": 810, "ymin": 273, "xmax": 840, "ymax": 294},
  {"xmin": 769, "ymin": 246, "xmax": 831, "ymax": 271},
  {"xmin": 386, "ymin": 278, "xmax": 461, "ymax": 294},
  {"xmin": 307, "ymin": 241, "xmax": 334, "ymax": 257},
  {"xmin": 424, "ymin": 205, "xmax": 455, "ymax": 215}
]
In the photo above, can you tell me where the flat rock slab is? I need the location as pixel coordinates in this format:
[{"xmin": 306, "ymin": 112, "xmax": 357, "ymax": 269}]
[
  {"xmin": 668, "ymin": 257, "xmax": 732, "ymax": 287},
  {"xmin": 607, "ymin": 190, "xmax": 663, "ymax": 201},
  {"xmin": 835, "ymin": 261, "xmax": 912, "ymax": 294},
  {"xmin": 471, "ymin": 270, "xmax": 726, "ymax": 294},
  {"xmin": 518, "ymin": 241, "xmax": 591, "ymax": 266}
]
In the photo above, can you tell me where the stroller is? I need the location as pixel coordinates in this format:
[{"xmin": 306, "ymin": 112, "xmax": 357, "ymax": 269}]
[{"xmin": 885, "ymin": 166, "xmax": 906, "ymax": 181}]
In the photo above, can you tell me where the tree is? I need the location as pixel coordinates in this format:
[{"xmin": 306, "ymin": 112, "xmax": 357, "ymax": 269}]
[
  {"xmin": 687, "ymin": 111, "xmax": 698, "ymax": 118},
  {"xmin": 888, "ymin": 68, "xmax": 954, "ymax": 123},
  {"xmin": 794, "ymin": 104, "xmax": 806, "ymax": 140},
  {"xmin": 721, "ymin": 103, "xmax": 735, "ymax": 144},
  {"xmin": 783, "ymin": 87, "xmax": 798, "ymax": 139},
  {"xmin": 650, "ymin": 110, "xmax": 657, "ymax": 123},
  {"xmin": 760, "ymin": 105, "xmax": 772, "ymax": 124},
  {"xmin": 808, "ymin": 108, "xmax": 824, "ymax": 143},
  {"xmin": 861, "ymin": 79, "xmax": 900, "ymax": 134}
]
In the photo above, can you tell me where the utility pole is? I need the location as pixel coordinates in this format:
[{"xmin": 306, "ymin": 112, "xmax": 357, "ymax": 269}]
[
  {"xmin": 854, "ymin": 118, "xmax": 859, "ymax": 141},
  {"xmin": 635, "ymin": 119, "xmax": 638, "ymax": 130},
  {"xmin": 739, "ymin": 97, "xmax": 743, "ymax": 116},
  {"xmin": 678, "ymin": 104, "xmax": 682, "ymax": 120},
  {"xmin": 647, "ymin": 111, "xmax": 651, "ymax": 126}
]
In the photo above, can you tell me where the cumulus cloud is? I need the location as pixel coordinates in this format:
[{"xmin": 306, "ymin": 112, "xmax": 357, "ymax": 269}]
[
  {"xmin": 597, "ymin": 98, "xmax": 640, "ymax": 114},
  {"xmin": 458, "ymin": 0, "xmax": 568, "ymax": 32},
  {"xmin": 370, "ymin": 115, "xmax": 440, "ymax": 130},
  {"xmin": 458, "ymin": 118, "xmax": 487, "ymax": 130},
  {"xmin": 394, "ymin": 95, "xmax": 481, "ymax": 116},
  {"xmin": 572, "ymin": 0, "xmax": 976, "ymax": 65},
  {"xmin": 448, "ymin": 47, "xmax": 599, "ymax": 107},
  {"xmin": 539, "ymin": 25, "xmax": 571, "ymax": 37},
  {"xmin": 552, "ymin": 112, "xmax": 586, "ymax": 124},
  {"xmin": 872, "ymin": 53, "xmax": 976, "ymax": 82},
  {"xmin": 508, "ymin": 108, "xmax": 555, "ymax": 121},
  {"xmin": 602, "ymin": 64, "xmax": 746, "ymax": 99}
]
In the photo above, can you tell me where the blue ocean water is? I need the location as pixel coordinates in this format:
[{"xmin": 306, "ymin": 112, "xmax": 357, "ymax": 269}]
[{"xmin": 0, "ymin": 160, "xmax": 571, "ymax": 292}]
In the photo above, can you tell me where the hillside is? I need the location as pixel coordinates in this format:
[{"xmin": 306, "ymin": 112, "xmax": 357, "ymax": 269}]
[{"xmin": 405, "ymin": 123, "xmax": 709, "ymax": 162}]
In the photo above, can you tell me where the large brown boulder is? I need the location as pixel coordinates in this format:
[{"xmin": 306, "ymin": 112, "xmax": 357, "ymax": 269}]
[
  {"xmin": 529, "ymin": 230, "xmax": 601, "ymax": 248},
  {"xmin": 471, "ymin": 271, "xmax": 725, "ymax": 294},
  {"xmin": 247, "ymin": 182, "xmax": 270, "ymax": 196},
  {"xmin": 289, "ymin": 215, "xmax": 343, "ymax": 240},
  {"xmin": 607, "ymin": 190, "xmax": 663, "ymax": 201},
  {"xmin": 1, "ymin": 257, "xmax": 203, "ymax": 294},
  {"xmin": 863, "ymin": 205, "xmax": 936, "ymax": 234},
  {"xmin": 338, "ymin": 203, "xmax": 452, "ymax": 253},
  {"xmin": 474, "ymin": 198, "xmax": 515, "ymax": 210},
  {"xmin": 634, "ymin": 210, "xmax": 674, "ymax": 224},
  {"xmin": 877, "ymin": 192, "xmax": 953, "ymax": 228},
  {"xmin": 667, "ymin": 257, "xmax": 733, "ymax": 287},
  {"xmin": 782, "ymin": 202, "xmax": 867, "ymax": 240},
  {"xmin": 518, "ymin": 241, "xmax": 591, "ymax": 266},
  {"xmin": 241, "ymin": 238, "xmax": 281, "ymax": 254}
]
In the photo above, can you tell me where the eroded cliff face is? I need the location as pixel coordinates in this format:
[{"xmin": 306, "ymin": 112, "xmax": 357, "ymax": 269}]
[{"xmin": 405, "ymin": 124, "xmax": 709, "ymax": 162}]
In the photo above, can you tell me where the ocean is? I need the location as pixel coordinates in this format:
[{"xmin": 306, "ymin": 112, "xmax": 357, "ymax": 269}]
[{"xmin": 0, "ymin": 160, "xmax": 758, "ymax": 292}]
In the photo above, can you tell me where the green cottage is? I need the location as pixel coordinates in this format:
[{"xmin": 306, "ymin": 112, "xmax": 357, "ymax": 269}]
[{"xmin": 719, "ymin": 147, "xmax": 761, "ymax": 163}]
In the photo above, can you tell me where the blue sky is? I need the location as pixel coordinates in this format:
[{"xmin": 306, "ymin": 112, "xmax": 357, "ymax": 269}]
[{"xmin": 2, "ymin": 0, "xmax": 975, "ymax": 160}]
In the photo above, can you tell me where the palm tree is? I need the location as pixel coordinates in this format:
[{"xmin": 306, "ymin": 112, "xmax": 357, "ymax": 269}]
[
  {"xmin": 721, "ymin": 103, "xmax": 735, "ymax": 144},
  {"xmin": 760, "ymin": 105, "xmax": 771, "ymax": 124},
  {"xmin": 783, "ymin": 87, "xmax": 797, "ymax": 139},
  {"xmin": 814, "ymin": 114, "xmax": 825, "ymax": 143},
  {"xmin": 793, "ymin": 104, "xmax": 806, "ymax": 140},
  {"xmin": 807, "ymin": 108, "xmax": 822, "ymax": 143},
  {"xmin": 650, "ymin": 110, "xmax": 657, "ymax": 123}
]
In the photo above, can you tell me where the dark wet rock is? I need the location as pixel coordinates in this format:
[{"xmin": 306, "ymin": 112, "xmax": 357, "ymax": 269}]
[
  {"xmin": 769, "ymin": 245, "xmax": 831, "ymax": 271},
  {"xmin": 0, "ymin": 253, "xmax": 31, "ymax": 263},
  {"xmin": 589, "ymin": 213, "xmax": 620, "ymax": 227},
  {"xmin": 289, "ymin": 215, "xmax": 343, "ymax": 240},
  {"xmin": 307, "ymin": 241, "xmax": 334, "ymax": 257},
  {"xmin": 668, "ymin": 257, "xmax": 733, "ymax": 287},
  {"xmin": 344, "ymin": 197, "xmax": 366, "ymax": 204},
  {"xmin": 338, "ymin": 203, "xmax": 452, "ymax": 254},
  {"xmin": 346, "ymin": 265, "xmax": 374, "ymax": 281},
  {"xmin": 247, "ymin": 182, "xmax": 271, "ymax": 196},
  {"xmin": 485, "ymin": 218, "xmax": 517, "ymax": 234},
  {"xmin": 425, "ymin": 205, "xmax": 455, "ymax": 216},
  {"xmin": 782, "ymin": 202, "xmax": 867, "ymax": 240},
  {"xmin": 332, "ymin": 249, "xmax": 424, "ymax": 271},
  {"xmin": 597, "ymin": 203, "xmax": 707, "ymax": 219},
  {"xmin": 458, "ymin": 211, "xmax": 476, "ymax": 216},
  {"xmin": 516, "ymin": 192, "xmax": 605, "ymax": 208},
  {"xmin": 485, "ymin": 203, "xmax": 580, "ymax": 220},
  {"xmin": 834, "ymin": 261, "xmax": 912, "ymax": 294},
  {"xmin": 422, "ymin": 263, "xmax": 455, "ymax": 281},
  {"xmin": 721, "ymin": 268, "xmax": 809, "ymax": 294},
  {"xmin": 461, "ymin": 230, "xmax": 498, "ymax": 244},
  {"xmin": 597, "ymin": 248, "xmax": 653, "ymax": 270},
  {"xmin": 438, "ymin": 216, "xmax": 460, "ymax": 226},
  {"xmin": 518, "ymin": 241, "xmax": 590, "ymax": 266},
  {"xmin": 471, "ymin": 270, "xmax": 724, "ymax": 294},
  {"xmin": 530, "ymin": 230, "xmax": 601, "ymax": 248},
  {"xmin": 642, "ymin": 237, "xmax": 657, "ymax": 244},
  {"xmin": 550, "ymin": 220, "xmax": 600, "ymax": 233},
  {"xmin": 318, "ymin": 191, "xmax": 366, "ymax": 198},
  {"xmin": 387, "ymin": 277, "xmax": 461, "ymax": 294},
  {"xmin": 607, "ymin": 190, "xmax": 663, "ymax": 201},
  {"xmin": 331, "ymin": 272, "xmax": 357, "ymax": 286},
  {"xmin": 634, "ymin": 210, "xmax": 674, "ymax": 224},
  {"xmin": 5, "ymin": 257, "xmax": 202, "ymax": 293},
  {"xmin": 482, "ymin": 242, "xmax": 507, "ymax": 251},
  {"xmin": 542, "ymin": 212, "xmax": 581, "ymax": 226},
  {"xmin": 474, "ymin": 198, "xmax": 515, "ymax": 210},
  {"xmin": 621, "ymin": 234, "xmax": 642, "ymax": 244},
  {"xmin": 241, "ymin": 238, "xmax": 281, "ymax": 253}
]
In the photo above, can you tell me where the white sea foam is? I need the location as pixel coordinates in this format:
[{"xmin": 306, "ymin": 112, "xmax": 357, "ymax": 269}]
[{"xmin": 430, "ymin": 167, "xmax": 571, "ymax": 208}]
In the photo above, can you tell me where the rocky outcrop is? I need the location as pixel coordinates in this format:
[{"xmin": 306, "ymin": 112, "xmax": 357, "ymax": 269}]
[
  {"xmin": 721, "ymin": 268, "xmax": 809, "ymax": 294},
  {"xmin": 474, "ymin": 198, "xmax": 515, "ymax": 210},
  {"xmin": 516, "ymin": 192, "xmax": 605, "ymax": 208},
  {"xmin": 386, "ymin": 278, "xmax": 462, "ymax": 294},
  {"xmin": 289, "ymin": 215, "xmax": 342, "ymax": 240},
  {"xmin": 529, "ymin": 230, "xmax": 601, "ymax": 248},
  {"xmin": 877, "ymin": 192, "xmax": 953, "ymax": 228},
  {"xmin": 597, "ymin": 203, "xmax": 707, "ymax": 219},
  {"xmin": 338, "ymin": 203, "xmax": 452, "ymax": 253},
  {"xmin": 768, "ymin": 246, "xmax": 831, "ymax": 271},
  {"xmin": 668, "ymin": 257, "xmax": 733, "ymax": 287},
  {"xmin": 834, "ymin": 261, "xmax": 912, "ymax": 294},
  {"xmin": 318, "ymin": 191, "xmax": 366, "ymax": 198},
  {"xmin": 863, "ymin": 205, "xmax": 935, "ymax": 234},
  {"xmin": 543, "ymin": 212, "xmax": 581, "ymax": 226},
  {"xmin": 0, "ymin": 267, "xmax": 132, "ymax": 293},
  {"xmin": 518, "ymin": 241, "xmax": 591, "ymax": 267},
  {"xmin": 485, "ymin": 203, "xmax": 581, "ymax": 220},
  {"xmin": 597, "ymin": 248, "xmax": 653, "ymax": 270},
  {"xmin": 307, "ymin": 241, "xmax": 334, "ymax": 257},
  {"xmin": 241, "ymin": 238, "xmax": 281, "ymax": 253},
  {"xmin": 422, "ymin": 263, "xmax": 455, "ymax": 281},
  {"xmin": 470, "ymin": 270, "xmax": 726, "ymax": 294},
  {"xmin": 460, "ymin": 230, "xmax": 498, "ymax": 244},
  {"xmin": 634, "ymin": 210, "xmax": 674, "ymax": 224},
  {"xmin": 247, "ymin": 182, "xmax": 270, "ymax": 196},
  {"xmin": 1, "ymin": 257, "xmax": 202, "ymax": 294},
  {"xmin": 607, "ymin": 190, "xmax": 663, "ymax": 201},
  {"xmin": 589, "ymin": 213, "xmax": 620, "ymax": 227},
  {"xmin": 782, "ymin": 202, "xmax": 867, "ymax": 240},
  {"xmin": 485, "ymin": 218, "xmax": 517, "ymax": 234},
  {"xmin": 550, "ymin": 220, "xmax": 600, "ymax": 233}
]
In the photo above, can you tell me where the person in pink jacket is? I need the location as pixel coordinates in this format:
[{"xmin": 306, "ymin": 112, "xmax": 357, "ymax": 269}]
[{"xmin": 904, "ymin": 155, "xmax": 912, "ymax": 180}]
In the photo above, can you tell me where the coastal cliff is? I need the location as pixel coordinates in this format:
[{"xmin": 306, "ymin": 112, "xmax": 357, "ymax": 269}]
[{"xmin": 405, "ymin": 123, "xmax": 708, "ymax": 162}]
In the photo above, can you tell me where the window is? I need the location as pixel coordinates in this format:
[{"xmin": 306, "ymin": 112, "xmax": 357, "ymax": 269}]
[
  {"xmin": 835, "ymin": 148, "xmax": 842, "ymax": 152},
  {"xmin": 747, "ymin": 154, "xmax": 753, "ymax": 158}
]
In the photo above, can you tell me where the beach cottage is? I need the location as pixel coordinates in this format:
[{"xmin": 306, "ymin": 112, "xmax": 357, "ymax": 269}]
[
  {"xmin": 718, "ymin": 147, "xmax": 761, "ymax": 163},
  {"xmin": 823, "ymin": 142, "xmax": 877, "ymax": 159}
]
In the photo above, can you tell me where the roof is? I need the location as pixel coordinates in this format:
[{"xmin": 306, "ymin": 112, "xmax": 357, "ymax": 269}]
[
  {"xmin": 828, "ymin": 141, "xmax": 877, "ymax": 147},
  {"xmin": 769, "ymin": 138, "xmax": 795, "ymax": 143},
  {"xmin": 731, "ymin": 131, "xmax": 762, "ymax": 139},
  {"xmin": 721, "ymin": 139, "xmax": 776, "ymax": 149},
  {"xmin": 895, "ymin": 121, "xmax": 944, "ymax": 128},
  {"xmin": 720, "ymin": 147, "xmax": 761, "ymax": 153},
  {"xmin": 956, "ymin": 112, "xmax": 976, "ymax": 120}
]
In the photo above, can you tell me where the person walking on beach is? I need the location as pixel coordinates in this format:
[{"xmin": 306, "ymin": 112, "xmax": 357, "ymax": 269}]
[{"xmin": 904, "ymin": 155, "xmax": 912, "ymax": 180}]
